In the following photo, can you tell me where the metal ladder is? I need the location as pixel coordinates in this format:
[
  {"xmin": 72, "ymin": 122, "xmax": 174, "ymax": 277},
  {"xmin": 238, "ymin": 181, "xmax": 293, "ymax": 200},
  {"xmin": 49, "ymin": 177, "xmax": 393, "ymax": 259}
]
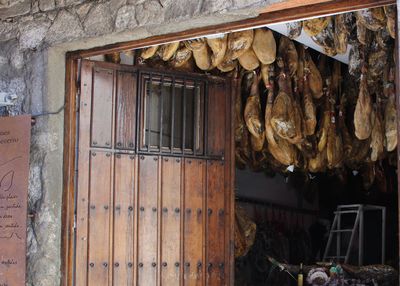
[{"xmin": 322, "ymin": 204, "xmax": 386, "ymax": 266}]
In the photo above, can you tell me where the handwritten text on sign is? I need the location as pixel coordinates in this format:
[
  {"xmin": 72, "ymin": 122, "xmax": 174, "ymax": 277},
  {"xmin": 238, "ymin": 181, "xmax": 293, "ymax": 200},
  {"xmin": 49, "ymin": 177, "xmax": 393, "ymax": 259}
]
[{"xmin": 0, "ymin": 116, "xmax": 31, "ymax": 286}]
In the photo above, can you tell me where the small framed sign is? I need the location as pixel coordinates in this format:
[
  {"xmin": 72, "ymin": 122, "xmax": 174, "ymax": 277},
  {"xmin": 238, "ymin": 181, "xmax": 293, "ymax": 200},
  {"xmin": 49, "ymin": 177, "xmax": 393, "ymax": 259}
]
[{"xmin": 0, "ymin": 115, "xmax": 31, "ymax": 285}]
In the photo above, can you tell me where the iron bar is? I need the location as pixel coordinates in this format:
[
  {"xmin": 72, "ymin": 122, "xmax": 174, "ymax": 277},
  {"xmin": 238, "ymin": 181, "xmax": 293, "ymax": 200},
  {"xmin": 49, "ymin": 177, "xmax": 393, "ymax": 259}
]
[
  {"xmin": 159, "ymin": 75, "xmax": 165, "ymax": 151},
  {"xmin": 170, "ymin": 76, "xmax": 175, "ymax": 154},
  {"xmin": 193, "ymin": 82, "xmax": 198, "ymax": 156},
  {"xmin": 204, "ymin": 81, "xmax": 209, "ymax": 156},
  {"xmin": 136, "ymin": 151, "xmax": 221, "ymax": 161},
  {"xmin": 337, "ymin": 213, "xmax": 341, "ymax": 261},
  {"xmin": 382, "ymin": 207, "xmax": 386, "ymax": 264},
  {"xmin": 182, "ymin": 78, "xmax": 187, "ymax": 155},
  {"xmin": 146, "ymin": 73, "xmax": 153, "ymax": 152},
  {"xmin": 345, "ymin": 209, "xmax": 361, "ymax": 264},
  {"xmin": 323, "ymin": 215, "xmax": 338, "ymax": 261},
  {"xmin": 359, "ymin": 206, "xmax": 364, "ymax": 266},
  {"xmin": 135, "ymin": 71, "xmax": 141, "ymax": 154}
]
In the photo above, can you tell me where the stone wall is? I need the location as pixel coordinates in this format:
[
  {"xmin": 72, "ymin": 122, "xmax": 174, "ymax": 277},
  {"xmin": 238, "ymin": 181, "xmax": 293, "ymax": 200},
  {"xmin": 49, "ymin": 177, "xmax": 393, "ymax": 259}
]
[{"xmin": 0, "ymin": 0, "xmax": 281, "ymax": 285}]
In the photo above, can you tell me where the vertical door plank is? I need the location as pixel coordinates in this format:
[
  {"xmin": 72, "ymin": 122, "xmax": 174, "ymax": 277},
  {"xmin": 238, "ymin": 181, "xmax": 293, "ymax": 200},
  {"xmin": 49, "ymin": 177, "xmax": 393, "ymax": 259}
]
[
  {"xmin": 207, "ymin": 82, "xmax": 226, "ymax": 158},
  {"xmin": 113, "ymin": 154, "xmax": 136, "ymax": 286},
  {"xmin": 116, "ymin": 71, "xmax": 137, "ymax": 150},
  {"xmin": 206, "ymin": 161, "xmax": 226, "ymax": 286},
  {"xmin": 226, "ymin": 78, "xmax": 235, "ymax": 286},
  {"xmin": 161, "ymin": 157, "xmax": 182, "ymax": 285},
  {"xmin": 184, "ymin": 158, "xmax": 206, "ymax": 286},
  {"xmin": 76, "ymin": 60, "xmax": 93, "ymax": 286},
  {"xmin": 137, "ymin": 155, "xmax": 159, "ymax": 286},
  {"xmin": 91, "ymin": 67, "xmax": 114, "ymax": 148},
  {"xmin": 88, "ymin": 151, "xmax": 113, "ymax": 286}
]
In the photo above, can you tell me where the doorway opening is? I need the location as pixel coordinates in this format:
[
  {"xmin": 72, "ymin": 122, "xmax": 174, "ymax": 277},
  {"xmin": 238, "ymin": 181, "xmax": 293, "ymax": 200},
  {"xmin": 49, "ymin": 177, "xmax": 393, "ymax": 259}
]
[{"xmin": 63, "ymin": 1, "xmax": 400, "ymax": 285}]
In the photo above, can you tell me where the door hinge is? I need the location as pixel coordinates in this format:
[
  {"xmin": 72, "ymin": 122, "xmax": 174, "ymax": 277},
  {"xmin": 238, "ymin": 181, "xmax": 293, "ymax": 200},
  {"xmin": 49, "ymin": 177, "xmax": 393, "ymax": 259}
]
[
  {"xmin": 75, "ymin": 87, "xmax": 81, "ymax": 112},
  {"xmin": 73, "ymin": 214, "xmax": 77, "ymax": 230}
]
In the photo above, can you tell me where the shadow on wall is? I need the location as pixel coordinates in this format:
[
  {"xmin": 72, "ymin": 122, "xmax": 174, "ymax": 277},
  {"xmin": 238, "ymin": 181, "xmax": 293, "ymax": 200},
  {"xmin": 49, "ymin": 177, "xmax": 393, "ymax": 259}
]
[{"xmin": 235, "ymin": 168, "xmax": 319, "ymax": 211}]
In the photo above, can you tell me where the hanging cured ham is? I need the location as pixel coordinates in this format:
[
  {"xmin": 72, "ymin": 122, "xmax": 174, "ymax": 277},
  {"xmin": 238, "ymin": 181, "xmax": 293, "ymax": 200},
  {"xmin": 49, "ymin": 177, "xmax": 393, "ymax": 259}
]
[
  {"xmin": 236, "ymin": 127, "xmax": 252, "ymax": 169},
  {"xmin": 225, "ymin": 30, "xmax": 254, "ymax": 61},
  {"xmin": 235, "ymin": 71, "xmax": 245, "ymax": 143},
  {"xmin": 238, "ymin": 48, "xmax": 260, "ymax": 71},
  {"xmin": 356, "ymin": 8, "xmax": 386, "ymax": 32},
  {"xmin": 159, "ymin": 42, "xmax": 180, "ymax": 61},
  {"xmin": 250, "ymin": 133, "xmax": 265, "ymax": 152},
  {"xmin": 217, "ymin": 58, "xmax": 238, "ymax": 72},
  {"xmin": 384, "ymin": 5, "xmax": 396, "ymax": 39},
  {"xmin": 278, "ymin": 36, "xmax": 298, "ymax": 77},
  {"xmin": 354, "ymin": 73, "xmax": 373, "ymax": 140},
  {"xmin": 302, "ymin": 50, "xmax": 317, "ymax": 136},
  {"xmin": 185, "ymin": 38, "xmax": 212, "ymax": 70},
  {"xmin": 264, "ymin": 64, "xmax": 297, "ymax": 166},
  {"xmin": 260, "ymin": 64, "xmax": 269, "ymax": 89},
  {"xmin": 206, "ymin": 34, "xmax": 228, "ymax": 67},
  {"xmin": 385, "ymin": 92, "xmax": 397, "ymax": 152},
  {"xmin": 271, "ymin": 58, "xmax": 302, "ymax": 144},
  {"xmin": 334, "ymin": 14, "xmax": 350, "ymax": 54},
  {"xmin": 244, "ymin": 73, "xmax": 265, "ymax": 152},
  {"xmin": 307, "ymin": 53, "xmax": 323, "ymax": 99},
  {"xmin": 367, "ymin": 46, "xmax": 387, "ymax": 82},
  {"xmin": 349, "ymin": 44, "xmax": 362, "ymax": 77},
  {"xmin": 326, "ymin": 99, "xmax": 343, "ymax": 169},
  {"xmin": 286, "ymin": 21, "xmax": 303, "ymax": 39},
  {"xmin": 317, "ymin": 96, "xmax": 330, "ymax": 152},
  {"xmin": 234, "ymin": 206, "xmax": 256, "ymax": 258},
  {"xmin": 136, "ymin": 11, "xmax": 399, "ymax": 177},
  {"xmin": 308, "ymin": 140, "xmax": 327, "ymax": 173},
  {"xmin": 252, "ymin": 28, "xmax": 276, "ymax": 64},
  {"xmin": 370, "ymin": 106, "xmax": 384, "ymax": 162},
  {"xmin": 356, "ymin": 15, "xmax": 369, "ymax": 46},
  {"xmin": 169, "ymin": 44, "xmax": 192, "ymax": 68},
  {"xmin": 140, "ymin": 45, "xmax": 159, "ymax": 59},
  {"xmin": 375, "ymin": 28, "xmax": 391, "ymax": 50},
  {"xmin": 338, "ymin": 94, "xmax": 352, "ymax": 157},
  {"xmin": 311, "ymin": 18, "xmax": 337, "ymax": 56},
  {"xmin": 303, "ymin": 17, "xmax": 331, "ymax": 36}
]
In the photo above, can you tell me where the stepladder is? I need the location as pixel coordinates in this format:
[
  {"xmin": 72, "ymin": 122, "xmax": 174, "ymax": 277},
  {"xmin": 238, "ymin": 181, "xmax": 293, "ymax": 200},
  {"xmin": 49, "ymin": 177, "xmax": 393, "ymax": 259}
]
[{"xmin": 322, "ymin": 204, "xmax": 386, "ymax": 266}]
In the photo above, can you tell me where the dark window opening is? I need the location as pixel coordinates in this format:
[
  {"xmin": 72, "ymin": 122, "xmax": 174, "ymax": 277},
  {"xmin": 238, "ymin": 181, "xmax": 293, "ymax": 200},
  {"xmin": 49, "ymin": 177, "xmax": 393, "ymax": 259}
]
[{"xmin": 141, "ymin": 74, "xmax": 204, "ymax": 155}]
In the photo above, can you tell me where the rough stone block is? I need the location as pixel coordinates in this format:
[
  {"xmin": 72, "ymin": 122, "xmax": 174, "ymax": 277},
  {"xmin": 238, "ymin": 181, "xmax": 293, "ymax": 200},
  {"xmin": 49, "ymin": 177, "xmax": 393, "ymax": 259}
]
[
  {"xmin": 83, "ymin": 3, "xmax": 113, "ymax": 36},
  {"xmin": 135, "ymin": 0, "xmax": 164, "ymax": 26},
  {"xmin": 45, "ymin": 10, "xmax": 84, "ymax": 44},
  {"xmin": 75, "ymin": 2, "xmax": 92, "ymax": 21},
  {"xmin": 0, "ymin": 0, "xmax": 31, "ymax": 19},
  {"xmin": 0, "ymin": 20, "xmax": 18, "ymax": 41},
  {"xmin": 164, "ymin": 0, "xmax": 200, "ymax": 20},
  {"xmin": 19, "ymin": 18, "xmax": 51, "ymax": 49},
  {"xmin": 200, "ymin": 0, "xmax": 232, "ymax": 13},
  {"xmin": 39, "ymin": 0, "xmax": 56, "ymax": 11},
  {"xmin": 115, "ymin": 4, "xmax": 137, "ymax": 31}
]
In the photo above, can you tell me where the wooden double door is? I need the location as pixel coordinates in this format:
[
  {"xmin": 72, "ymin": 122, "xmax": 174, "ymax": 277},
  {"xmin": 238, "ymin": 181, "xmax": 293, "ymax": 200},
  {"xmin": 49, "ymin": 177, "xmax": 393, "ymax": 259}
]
[{"xmin": 74, "ymin": 60, "xmax": 233, "ymax": 285}]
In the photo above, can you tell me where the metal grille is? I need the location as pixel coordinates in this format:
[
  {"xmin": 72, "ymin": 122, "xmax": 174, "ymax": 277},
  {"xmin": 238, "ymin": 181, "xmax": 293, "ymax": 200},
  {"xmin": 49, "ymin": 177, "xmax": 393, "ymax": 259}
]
[{"xmin": 139, "ymin": 72, "xmax": 206, "ymax": 157}]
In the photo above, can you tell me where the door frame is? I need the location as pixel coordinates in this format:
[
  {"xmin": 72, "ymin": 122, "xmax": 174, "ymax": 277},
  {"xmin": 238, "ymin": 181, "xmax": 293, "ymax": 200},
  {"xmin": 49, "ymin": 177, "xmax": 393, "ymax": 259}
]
[{"xmin": 62, "ymin": 0, "xmax": 397, "ymax": 285}]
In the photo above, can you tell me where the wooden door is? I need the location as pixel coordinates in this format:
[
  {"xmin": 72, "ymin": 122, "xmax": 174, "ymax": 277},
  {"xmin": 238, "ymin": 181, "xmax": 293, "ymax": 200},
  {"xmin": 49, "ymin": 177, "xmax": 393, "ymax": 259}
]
[{"xmin": 74, "ymin": 60, "xmax": 233, "ymax": 286}]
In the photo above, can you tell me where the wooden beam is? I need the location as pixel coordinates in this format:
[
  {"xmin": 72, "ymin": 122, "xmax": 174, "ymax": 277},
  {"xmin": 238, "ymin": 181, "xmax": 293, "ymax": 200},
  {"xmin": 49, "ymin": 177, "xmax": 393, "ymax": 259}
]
[
  {"xmin": 61, "ymin": 55, "xmax": 78, "ymax": 286},
  {"xmin": 260, "ymin": 0, "xmax": 391, "ymax": 14},
  {"xmin": 69, "ymin": 0, "xmax": 394, "ymax": 59}
]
